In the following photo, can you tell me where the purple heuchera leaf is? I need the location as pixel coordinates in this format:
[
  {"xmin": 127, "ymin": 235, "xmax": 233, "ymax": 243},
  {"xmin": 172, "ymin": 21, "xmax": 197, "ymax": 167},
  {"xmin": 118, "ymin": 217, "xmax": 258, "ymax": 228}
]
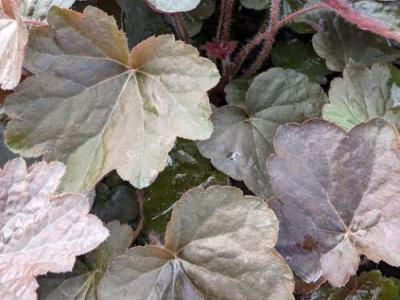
[
  {"xmin": 322, "ymin": 0, "xmax": 400, "ymax": 42},
  {"xmin": 268, "ymin": 118, "xmax": 400, "ymax": 287}
]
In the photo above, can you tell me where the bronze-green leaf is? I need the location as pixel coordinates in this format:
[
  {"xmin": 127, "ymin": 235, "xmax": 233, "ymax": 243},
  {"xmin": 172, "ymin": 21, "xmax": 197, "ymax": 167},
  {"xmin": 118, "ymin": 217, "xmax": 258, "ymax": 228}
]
[
  {"xmin": 98, "ymin": 186, "xmax": 295, "ymax": 299},
  {"xmin": 4, "ymin": 6, "xmax": 220, "ymax": 193}
]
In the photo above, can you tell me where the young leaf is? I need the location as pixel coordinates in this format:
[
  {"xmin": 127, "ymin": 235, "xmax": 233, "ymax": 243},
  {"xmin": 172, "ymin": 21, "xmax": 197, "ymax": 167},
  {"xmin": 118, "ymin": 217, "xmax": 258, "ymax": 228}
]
[
  {"xmin": 323, "ymin": 63, "xmax": 400, "ymax": 131},
  {"xmin": 92, "ymin": 177, "xmax": 141, "ymax": 224},
  {"xmin": 223, "ymin": 79, "xmax": 249, "ymax": 109},
  {"xmin": 116, "ymin": 0, "xmax": 172, "ymax": 48},
  {"xmin": 197, "ymin": 68, "xmax": 326, "ymax": 198},
  {"xmin": 268, "ymin": 118, "xmax": 400, "ymax": 287},
  {"xmin": 4, "ymin": 6, "xmax": 219, "ymax": 193},
  {"xmin": 272, "ymin": 39, "xmax": 331, "ymax": 84},
  {"xmin": 322, "ymin": 0, "xmax": 400, "ymax": 42},
  {"xmin": 0, "ymin": 0, "xmax": 28, "ymax": 90},
  {"xmin": 0, "ymin": 158, "xmax": 108, "ymax": 299},
  {"xmin": 179, "ymin": 0, "xmax": 216, "ymax": 38},
  {"xmin": 281, "ymin": 0, "xmax": 319, "ymax": 34},
  {"xmin": 144, "ymin": 139, "xmax": 228, "ymax": 234},
  {"xmin": 147, "ymin": 0, "xmax": 201, "ymax": 13},
  {"xmin": 38, "ymin": 221, "xmax": 133, "ymax": 300},
  {"xmin": 98, "ymin": 186, "xmax": 295, "ymax": 299},
  {"xmin": 19, "ymin": 0, "xmax": 75, "ymax": 20},
  {"xmin": 312, "ymin": 15, "xmax": 400, "ymax": 72}
]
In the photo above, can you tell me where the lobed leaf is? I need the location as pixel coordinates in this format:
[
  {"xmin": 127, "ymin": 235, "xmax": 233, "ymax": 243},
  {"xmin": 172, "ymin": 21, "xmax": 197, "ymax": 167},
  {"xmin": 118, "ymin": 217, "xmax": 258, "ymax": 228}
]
[
  {"xmin": 268, "ymin": 118, "xmax": 400, "ymax": 287},
  {"xmin": 38, "ymin": 221, "xmax": 133, "ymax": 300},
  {"xmin": 4, "ymin": 6, "xmax": 219, "ymax": 193},
  {"xmin": 98, "ymin": 186, "xmax": 295, "ymax": 299},
  {"xmin": 0, "ymin": 158, "xmax": 108, "ymax": 299},
  {"xmin": 198, "ymin": 68, "xmax": 326, "ymax": 198},
  {"xmin": 323, "ymin": 63, "xmax": 400, "ymax": 131}
]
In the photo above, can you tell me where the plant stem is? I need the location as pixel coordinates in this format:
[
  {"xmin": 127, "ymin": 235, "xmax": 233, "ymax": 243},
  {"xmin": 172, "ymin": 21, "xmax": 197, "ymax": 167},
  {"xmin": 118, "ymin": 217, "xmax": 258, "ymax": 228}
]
[
  {"xmin": 277, "ymin": 2, "xmax": 328, "ymax": 28},
  {"xmin": 226, "ymin": 31, "xmax": 263, "ymax": 80},
  {"xmin": 242, "ymin": 0, "xmax": 281, "ymax": 78},
  {"xmin": 222, "ymin": 0, "xmax": 234, "ymax": 41},
  {"xmin": 225, "ymin": 2, "xmax": 327, "ymax": 80},
  {"xmin": 216, "ymin": 0, "xmax": 226, "ymax": 41},
  {"xmin": 170, "ymin": 13, "xmax": 190, "ymax": 42}
]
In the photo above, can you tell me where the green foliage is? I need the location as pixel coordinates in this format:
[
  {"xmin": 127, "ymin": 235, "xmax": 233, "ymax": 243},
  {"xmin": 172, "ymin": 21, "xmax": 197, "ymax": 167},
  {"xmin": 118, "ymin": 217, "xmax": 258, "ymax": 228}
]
[
  {"xmin": 323, "ymin": 63, "xmax": 400, "ymax": 131},
  {"xmin": 4, "ymin": 6, "xmax": 219, "ymax": 193},
  {"xmin": 98, "ymin": 186, "xmax": 295, "ymax": 299},
  {"xmin": 92, "ymin": 172, "xmax": 141, "ymax": 224},
  {"xmin": 38, "ymin": 222, "xmax": 133, "ymax": 299},
  {"xmin": 116, "ymin": 0, "xmax": 172, "ymax": 47},
  {"xmin": 312, "ymin": 15, "xmax": 400, "ymax": 72},
  {"xmin": 198, "ymin": 68, "xmax": 326, "ymax": 198},
  {"xmin": 272, "ymin": 38, "xmax": 331, "ymax": 84},
  {"xmin": 306, "ymin": 271, "xmax": 400, "ymax": 300},
  {"xmin": 241, "ymin": 0, "xmax": 270, "ymax": 10},
  {"xmin": 143, "ymin": 139, "xmax": 228, "ymax": 234},
  {"xmin": 3, "ymin": 0, "xmax": 400, "ymax": 298}
]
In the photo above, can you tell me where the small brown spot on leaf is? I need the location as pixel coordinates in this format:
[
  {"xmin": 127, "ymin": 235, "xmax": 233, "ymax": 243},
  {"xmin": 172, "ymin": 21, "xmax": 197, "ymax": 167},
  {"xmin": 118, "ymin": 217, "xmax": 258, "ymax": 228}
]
[{"xmin": 301, "ymin": 234, "xmax": 319, "ymax": 251}]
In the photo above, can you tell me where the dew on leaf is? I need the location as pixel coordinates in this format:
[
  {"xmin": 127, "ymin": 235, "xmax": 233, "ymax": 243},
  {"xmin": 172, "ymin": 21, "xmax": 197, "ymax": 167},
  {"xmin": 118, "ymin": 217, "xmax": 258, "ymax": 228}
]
[{"xmin": 226, "ymin": 151, "xmax": 241, "ymax": 161}]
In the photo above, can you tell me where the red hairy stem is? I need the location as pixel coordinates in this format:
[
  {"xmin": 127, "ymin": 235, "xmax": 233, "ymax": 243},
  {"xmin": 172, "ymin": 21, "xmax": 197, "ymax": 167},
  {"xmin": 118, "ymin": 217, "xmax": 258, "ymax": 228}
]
[
  {"xmin": 226, "ymin": 30, "xmax": 264, "ymax": 80},
  {"xmin": 225, "ymin": 2, "xmax": 327, "ymax": 80},
  {"xmin": 322, "ymin": 0, "xmax": 400, "ymax": 42},
  {"xmin": 222, "ymin": 0, "xmax": 234, "ymax": 41},
  {"xmin": 216, "ymin": 0, "xmax": 226, "ymax": 41},
  {"xmin": 242, "ymin": 0, "xmax": 281, "ymax": 78},
  {"xmin": 277, "ymin": 2, "xmax": 328, "ymax": 27}
]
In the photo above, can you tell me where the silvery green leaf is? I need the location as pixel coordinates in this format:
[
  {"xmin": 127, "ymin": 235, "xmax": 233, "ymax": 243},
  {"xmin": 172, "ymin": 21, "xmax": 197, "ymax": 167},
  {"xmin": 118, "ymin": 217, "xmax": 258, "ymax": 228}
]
[{"xmin": 323, "ymin": 63, "xmax": 400, "ymax": 131}]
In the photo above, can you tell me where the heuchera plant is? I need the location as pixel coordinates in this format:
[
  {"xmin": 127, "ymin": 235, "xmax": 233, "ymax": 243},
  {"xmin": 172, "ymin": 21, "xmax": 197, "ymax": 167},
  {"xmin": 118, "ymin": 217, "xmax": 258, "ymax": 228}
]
[{"xmin": 1, "ymin": 0, "xmax": 400, "ymax": 299}]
